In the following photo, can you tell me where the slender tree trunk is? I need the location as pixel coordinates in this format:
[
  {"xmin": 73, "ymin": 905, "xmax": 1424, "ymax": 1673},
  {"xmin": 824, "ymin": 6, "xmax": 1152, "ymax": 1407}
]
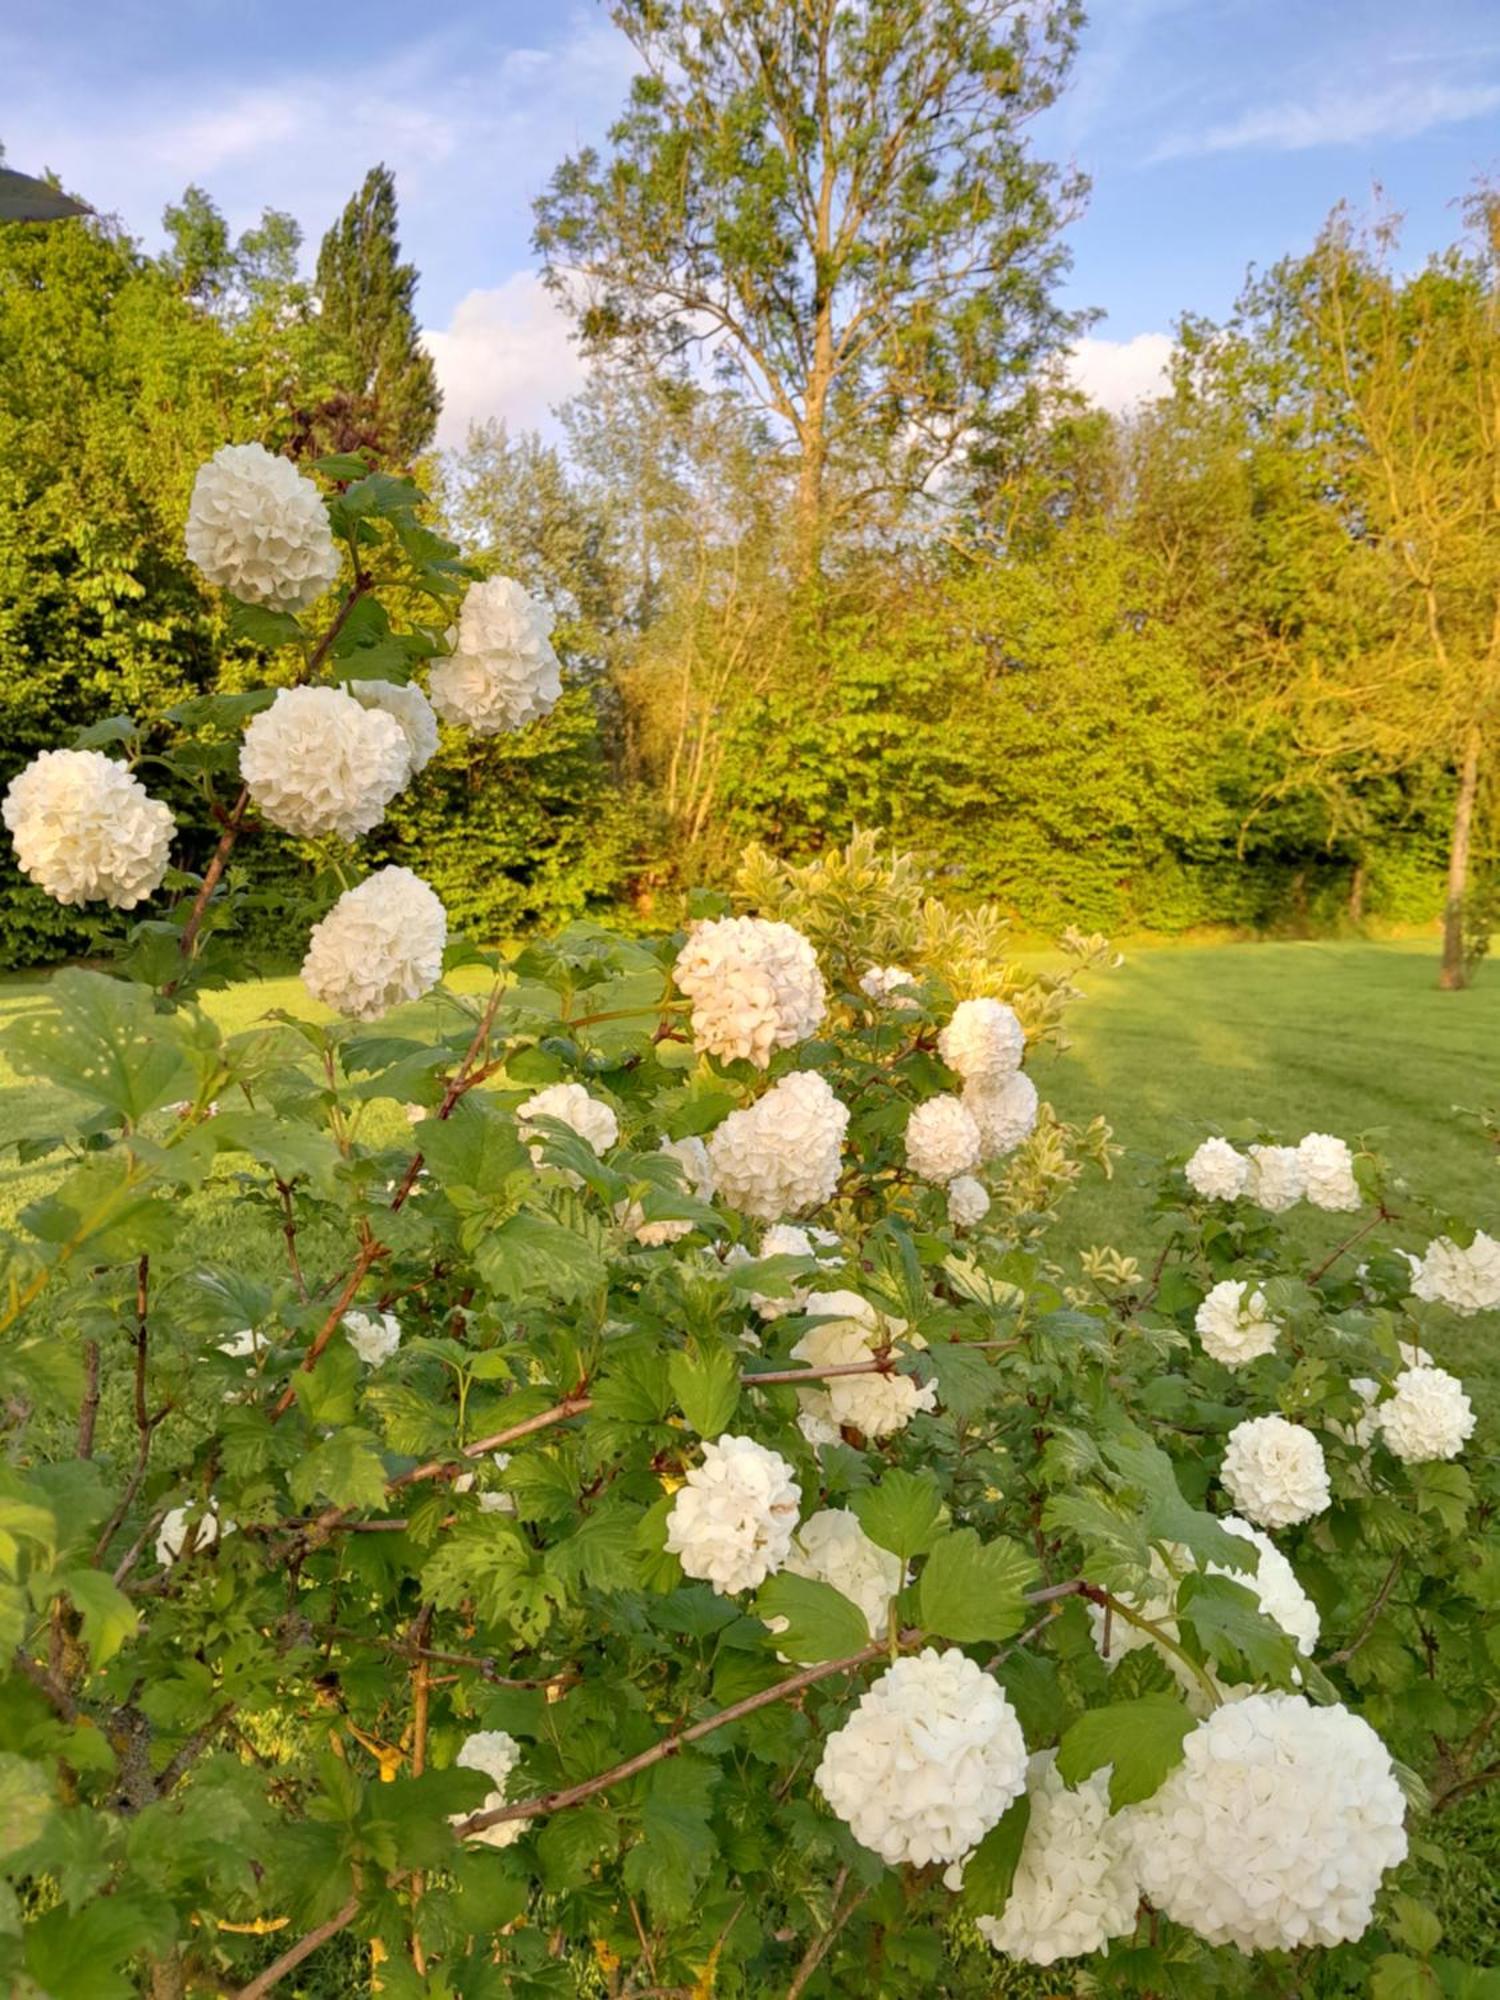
[
  {"xmin": 1439, "ymin": 724, "xmax": 1483, "ymax": 990},
  {"xmin": 1348, "ymin": 858, "xmax": 1367, "ymax": 925}
]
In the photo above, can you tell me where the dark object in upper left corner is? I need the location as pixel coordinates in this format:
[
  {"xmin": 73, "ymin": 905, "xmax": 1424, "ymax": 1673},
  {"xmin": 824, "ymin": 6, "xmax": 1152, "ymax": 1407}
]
[{"xmin": 0, "ymin": 166, "xmax": 91, "ymax": 223}]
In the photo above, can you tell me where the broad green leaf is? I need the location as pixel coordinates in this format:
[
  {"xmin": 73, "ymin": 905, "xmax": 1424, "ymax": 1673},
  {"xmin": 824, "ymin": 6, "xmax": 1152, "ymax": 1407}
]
[
  {"xmin": 667, "ymin": 1342, "xmax": 740, "ymax": 1437},
  {"xmin": 227, "ymin": 598, "xmax": 305, "ymax": 649},
  {"xmin": 294, "ymin": 1338, "xmax": 360, "ymax": 1428},
  {"xmin": 475, "ymin": 1212, "xmax": 605, "ymax": 1305},
  {"xmin": 5, "ymin": 970, "xmax": 196, "ymax": 1120},
  {"xmin": 851, "ymin": 1470, "xmax": 946, "ymax": 1561},
  {"xmin": 1055, "ymin": 1693, "xmax": 1195, "ymax": 1809},
  {"xmin": 288, "ymin": 1429, "xmax": 389, "ymax": 1511},
  {"xmin": 756, "ymin": 1572, "xmax": 872, "ymax": 1663},
  {"xmin": 918, "ymin": 1529, "xmax": 1036, "ymax": 1644},
  {"xmin": 0, "ymin": 1755, "xmax": 53, "ymax": 1859},
  {"xmin": 55, "ymin": 1569, "xmax": 137, "ymax": 1666},
  {"xmin": 210, "ymin": 1109, "xmax": 343, "ymax": 1197},
  {"xmin": 23, "ymin": 1893, "xmax": 175, "ymax": 2000},
  {"xmin": 957, "ymin": 1792, "xmax": 1031, "ymax": 1920},
  {"xmin": 1176, "ymin": 1572, "xmax": 1297, "ymax": 1682},
  {"xmin": 1099, "ymin": 1434, "xmax": 1253, "ymax": 1574}
]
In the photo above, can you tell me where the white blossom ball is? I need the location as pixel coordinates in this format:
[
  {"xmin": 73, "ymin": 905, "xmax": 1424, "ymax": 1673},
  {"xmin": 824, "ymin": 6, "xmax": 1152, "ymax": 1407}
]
[
  {"xmin": 1220, "ymin": 1415, "xmax": 1330, "ymax": 1529},
  {"xmin": 938, "ymin": 997, "xmax": 1025, "ymax": 1086},
  {"xmin": 301, "ymin": 867, "xmax": 447, "ymax": 1021},
  {"xmin": 737, "ymin": 1223, "xmax": 842, "ymax": 1318},
  {"xmin": 1410, "ymin": 1232, "xmax": 1500, "ymax": 1315},
  {"xmin": 707, "ymin": 1070, "xmax": 849, "ymax": 1221},
  {"xmin": 1185, "ymin": 1137, "xmax": 1249, "ymax": 1202},
  {"xmin": 185, "ymin": 442, "xmax": 340, "ymax": 610},
  {"xmin": 1377, "ymin": 1365, "xmax": 1475, "ymax": 1464},
  {"xmin": 673, "ymin": 915, "xmax": 827, "ymax": 1068},
  {"xmin": 791, "ymin": 1291, "xmax": 937, "ymax": 1441},
  {"xmin": 947, "ymin": 1175, "xmax": 990, "ymax": 1228},
  {"xmin": 1297, "ymin": 1132, "xmax": 1361, "ymax": 1212},
  {"xmin": 1246, "ymin": 1144, "xmax": 1305, "ymax": 1214},
  {"xmin": 905, "ymin": 1094, "xmax": 983, "ymax": 1183},
  {"xmin": 962, "ymin": 1071, "xmax": 1039, "ymax": 1161},
  {"xmin": 240, "ymin": 685, "xmax": 411, "ymax": 840},
  {"xmin": 1123, "ymin": 1693, "xmax": 1406, "ymax": 1950},
  {"xmin": 450, "ymin": 1730, "xmax": 530, "ymax": 1849},
  {"xmin": 860, "ymin": 964, "xmax": 918, "ymax": 1007},
  {"xmin": 953, "ymin": 1751, "xmax": 1139, "ymax": 1966},
  {"xmin": 429, "ymin": 575, "xmax": 562, "ymax": 734},
  {"xmin": 344, "ymin": 1310, "xmax": 401, "ymax": 1368},
  {"xmin": 624, "ymin": 1135, "xmax": 715, "ymax": 1246},
  {"xmin": 155, "ymin": 1502, "xmax": 230, "ymax": 1566},
  {"xmin": 1194, "ymin": 1279, "xmax": 1280, "ymax": 1369},
  {"xmin": 346, "ymin": 678, "xmax": 439, "ymax": 776},
  {"xmin": 814, "ymin": 1648, "xmax": 1028, "ymax": 1868},
  {"xmin": 3, "ymin": 750, "xmax": 173, "ymax": 909},
  {"xmin": 517, "ymin": 1082, "xmax": 619, "ymax": 1175},
  {"xmin": 784, "ymin": 1509, "xmax": 905, "ymax": 1640},
  {"xmin": 664, "ymin": 1434, "xmax": 801, "ymax": 1594}
]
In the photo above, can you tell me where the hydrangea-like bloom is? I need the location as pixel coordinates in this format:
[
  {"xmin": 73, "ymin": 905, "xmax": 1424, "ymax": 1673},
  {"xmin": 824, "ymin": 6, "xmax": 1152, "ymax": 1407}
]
[
  {"xmin": 240, "ymin": 685, "xmax": 411, "ymax": 840},
  {"xmin": 1194, "ymin": 1279, "xmax": 1280, "ymax": 1369},
  {"xmin": 300, "ymin": 867, "xmax": 447, "ymax": 1021},
  {"xmin": 962, "ymin": 1071, "xmax": 1039, "ymax": 1161},
  {"xmin": 905, "ymin": 1095, "xmax": 983, "ymax": 1183},
  {"xmin": 938, "ymin": 997, "xmax": 1025, "ymax": 1086},
  {"xmin": 450, "ymin": 1730, "xmax": 531, "ymax": 1849},
  {"xmin": 3, "ymin": 750, "xmax": 174, "ymax": 909},
  {"xmin": 790, "ymin": 1291, "xmax": 937, "ymax": 1441},
  {"xmin": 428, "ymin": 575, "xmax": 562, "ymax": 735},
  {"xmin": 1123, "ymin": 1694, "xmax": 1407, "ymax": 1950},
  {"xmin": 707, "ymin": 1070, "xmax": 849, "ymax": 1221},
  {"xmin": 1184, "ymin": 1137, "xmax": 1249, "ymax": 1202},
  {"xmin": 733, "ymin": 1223, "xmax": 842, "ymax": 1318},
  {"xmin": 1245, "ymin": 1144, "xmax": 1304, "ymax": 1214},
  {"xmin": 664, "ymin": 1434, "xmax": 801, "ymax": 1594},
  {"xmin": 1220, "ymin": 1415, "xmax": 1330, "ymax": 1529},
  {"xmin": 517, "ymin": 1082, "xmax": 620, "ymax": 1175},
  {"xmin": 344, "ymin": 1310, "xmax": 401, "ymax": 1367},
  {"xmin": 346, "ymin": 678, "xmax": 439, "ymax": 776},
  {"xmin": 783, "ymin": 1509, "xmax": 905, "ymax": 1639},
  {"xmin": 860, "ymin": 964, "xmax": 918, "ymax": 1007},
  {"xmin": 1410, "ymin": 1231, "xmax": 1500, "ymax": 1315},
  {"xmin": 185, "ymin": 442, "xmax": 341, "ymax": 610},
  {"xmin": 1297, "ymin": 1132, "xmax": 1361, "ymax": 1212},
  {"xmin": 624, "ymin": 1135, "xmax": 715, "ymax": 1246},
  {"xmin": 814, "ymin": 1648, "xmax": 1028, "ymax": 1867},
  {"xmin": 947, "ymin": 1175, "xmax": 990, "ymax": 1228},
  {"xmin": 1377, "ymin": 1364, "xmax": 1475, "ymax": 1463},
  {"xmin": 672, "ymin": 915, "xmax": 827, "ymax": 1068},
  {"xmin": 155, "ymin": 1502, "xmax": 228, "ymax": 1565},
  {"xmin": 951, "ymin": 1752, "xmax": 1139, "ymax": 1966}
]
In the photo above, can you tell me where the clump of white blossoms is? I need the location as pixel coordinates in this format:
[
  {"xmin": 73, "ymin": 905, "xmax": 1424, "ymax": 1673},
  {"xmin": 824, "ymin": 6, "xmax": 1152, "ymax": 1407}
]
[
  {"xmin": 791, "ymin": 1291, "xmax": 937, "ymax": 1441},
  {"xmin": 950, "ymin": 1752, "xmax": 1139, "ymax": 1966},
  {"xmin": 905, "ymin": 1094, "xmax": 983, "ymax": 1183},
  {"xmin": 1220, "ymin": 1415, "xmax": 1330, "ymax": 1529},
  {"xmin": 664, "ymin": 1434, "xmax": 801, "ymax": 1595},
  {"xmin": 1246, "ymin": 1143, "xmax": 1305, "ymax": 1214},
  {"xmin": 346, "ymin": 678, "xmax": 440, "ymax": 777},
  {"xmin": 814, "ymin": 1648, "xmax": 1028, "ymax": 1868},
  {"xmin": 1297, "ymin": 1131, "xmax": 1361, "ymax": 1212},
  {"xmin": 707, "ymin": 1070, "xmax": 849, "ymax": 1221},
  {"xmin": 732, "ymin": 1222, "xmax": 842, "ymax": 1318},
  {"xmin": 185, "ymin": 441, "xmax": 341, "ymax": 610},
  {"xmin": 783, "ymin": 1509, "xmax": 905, "ymax": 1640},
  {"xmin": 1377, "ymin": 1364, "xmax": 1476, "ymax": 1464},
  {"xmin": 517, "ymin": 1082, "xmax": 620, "ymax": 1175},
  {"xmin": 1123, "ymin": 1693, "xmax": 1407, "ymax": 1951},
  {"xmin": 962, "ymin": 1070, "xmax": 1039, "ymax": 1161},
  {"xmin": 859, "ymin": 964, "xmax": 918, "ymax": 1007},
  {"xmin": 673, "ymin": 915, "xmax": 827, "ymax": 1067},
  {"xmin": 428, "ymin": 575, "xmax": 562, "ymax": 735},
  {"xmin": 155, "ymin": 1503, "xmax": 229, "ymax": 1566},
  {"xmin": 947, "ymin": 1175, "xmax": 990, "ymax": 1228},
  {"xmin": 4, "ymin": 750, "xmax": 174, "ymax": 909},
  {"xmin": 344, "ymin": 1310, "xmax": 401, "ymax": 1368},
  {"xmin": 623, "ymin": 1135, "xmax": 715, "ymax": 1246},
  {"xmin": 1194, "ymin": 1279, "xmax": 1281, "ymax": 1369},
  {"xmin": 240, "ymin": 685, "xmax": 411, "ymax": 841},
  {"xmin": 300, "ymin": 867, "xmax": 448, "ymax": 1021},
  {"xmin": 938, "ymin": 996, "xmax": 1025, "ymax": 1086},
  {"xmin": 1184, "ymin": 1136, "xmax": 1249, "ymax": 1202},
  {"xmin": 1410, "ymin": 1231, "xmax": 1500, "ymax": 1315},
  {"xmin": 449, "ymin": 1731, "xmax": 530, "ymax": 1850}
]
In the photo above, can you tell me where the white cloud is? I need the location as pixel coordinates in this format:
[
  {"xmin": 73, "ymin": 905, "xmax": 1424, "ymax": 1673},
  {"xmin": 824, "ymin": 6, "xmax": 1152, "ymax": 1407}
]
[
  {"xmin": 423, "ymin": 274, "xmax": 587, "ymax": 447},
  {"xmin": 1155, "ymin": 78, "xmax": 1500, "ymax": 159},
  {"xmin": 1068, "ymin": 332, "xmax": 1175, "ymax": 413}
]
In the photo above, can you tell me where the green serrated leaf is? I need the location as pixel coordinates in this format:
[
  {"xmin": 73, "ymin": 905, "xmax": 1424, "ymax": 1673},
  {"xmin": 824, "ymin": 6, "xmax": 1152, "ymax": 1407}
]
[
  {"xmin": 918, "ymin": 1529, "xmax": 1037, "ymax": 1644},
  {"xmin": 1055, "ymin": 1693, "xmax": 1195, "ymax": 1809},
  {"xmin": 756, "ymin": 1572, "xmax": 873, "ymax": 1661},
  {"xmin": 667, "ymin": 1343, "xmax": 741, "ymax": 1437},
  {"xmin": 851, "ymin": 1470, "xmax": 946, "ymax": 1561}
]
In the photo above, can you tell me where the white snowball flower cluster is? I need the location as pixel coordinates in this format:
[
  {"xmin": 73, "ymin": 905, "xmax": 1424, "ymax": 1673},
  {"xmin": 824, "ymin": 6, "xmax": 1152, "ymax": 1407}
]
[
  {"xmin": 732, "ymin": 1223, "xmax": 842, "ymax": 1318},
  {"xmin": 905, "ymin": 1094, "xmax": 983, "ymax": 1183},
  {"xmin": 1297, "ymin": 1132, "xmax": 1361, "ymax": 1212},
  {"xmin": 429, "ymin": 575, "xmax": 562, "ymax": 735},
  {"xmin": 344, "ymin": 1310, "xmax": 401, "ymax": 1368},
  {"xmin": 673, "ymin": 915, "xmax": 827, "ymax": 1067},
  {"xmin": 664, "ymin": 1434, "xmax": 801, "ymax": 1594},
  {"xmin": 950, "ymin": 1752, "xmax": 1139, "ymax": 1966},
  {"xmin": 791, "ymin": 1291, "xmax": 937, "ymax": 1441},
  {"xmin": 517, "ymin": 1082, "xmax": 619, "ymax": 1176},
  {"xmin": 814, "ymin": 1648, "xmax": 1028, "ymax": 1868},
  {"xmin": 1377, "ymin": 1364, "xmax": 1476, "ymax": 1464},
  {"xmin": 963, "ymin": 1071, "xmax": 1039, "ymax": 1161},
  {"xmin": 155, "ymin": 1503, "xmax": 230, "ymax": 1566},
  {"xmin": 947, "ymin": 1175, "xmax": 990, "ymax": 1228},
  {"xmin": 938, "ymin": 997, "xmax": 1025, "ymax": 1086},
  {"xmin": 346, "ymin": 678, "xmax": 439, "ymax": 776},
  {"xmin": 859, "ymin": 964, "xmax": 918, "ymax": 1007},
  {"xmin": 1410, "ymin": 1231, "xmax": 1500, "ymax": 1315},
  {"xmin": 3, "ymin": 750, "xmax": 174, "ymax": 909},
  {"xmin": 1245, "ymin": 1144, "xmax": 1305, "ymax": 1214},
  {"xmin": 240, "ymin": 686, "xmax": 410, "ymax": 840},
  {"xmin": 300, "ymin": 867, "xmax": 447, "ymax": 1021},
  {"xmin": 623, "ymin": 1135, "xmax": 715, "ymax": 1246},
  {"xmin": 1220, "ymin": 1415, "xmax": 1330, "ymax": 1529},
  {"xmin": 1124, "ymin": 1694, "xmax": 1406, "ymax": 1950},
  {"xmin": 185, "ymin": 442, "xmax": 340, "ymax": 610},
  {"xmin": 1184, "ymin": 1136, "xmax": 1249, "ymax": 1202},
  {"xmin": 1194, "ymin": 1279, "xmax": 1280, "ymax": 1369},
  {"xmin": 1186, "ymin": 1133, "xmax": 1361, "ymax": 1214},
  {"xmin": 783, "ymin": 1509, "xmax": 904, "ymax": 1640},
  {"xmin": 449, "ymin": 1730, "xmax": 530, "ymax": 1849},
  {"xmin": 707, "ymin": 1070, "xmax": 849, "ymax": 1221}
]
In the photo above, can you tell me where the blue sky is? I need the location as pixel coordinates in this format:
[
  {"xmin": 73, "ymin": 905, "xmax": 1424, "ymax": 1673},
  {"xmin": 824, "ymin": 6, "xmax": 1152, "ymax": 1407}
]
[{"xmin": 4, "ymin": 0, "xmax": 1497, "ymax": 440}]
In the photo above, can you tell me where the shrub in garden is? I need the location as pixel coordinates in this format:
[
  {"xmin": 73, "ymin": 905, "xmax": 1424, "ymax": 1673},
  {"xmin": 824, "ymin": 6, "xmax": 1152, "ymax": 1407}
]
[{"xmin": 1, "ymin": 448, "xmax": 1498, "ymax": 1999}]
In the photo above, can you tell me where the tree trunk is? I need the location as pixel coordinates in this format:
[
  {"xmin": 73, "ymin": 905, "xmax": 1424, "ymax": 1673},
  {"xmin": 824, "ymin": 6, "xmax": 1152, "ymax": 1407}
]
[
  {"xmin": 1439, "ymin": 724, "xmax": 1483, "ymax": 990},
  {"xmin": 1348, "ymin": 858, "xmax": 1367, "ymax": 925}
]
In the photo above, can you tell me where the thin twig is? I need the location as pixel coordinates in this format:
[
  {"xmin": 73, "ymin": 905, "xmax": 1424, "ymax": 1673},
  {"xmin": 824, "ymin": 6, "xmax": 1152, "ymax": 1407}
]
[
  {"xmin": 231, "ymin": 1893, "xmax": 360, "ymax": 2000},
  {"xmin": 1324, "ymin": 1553, "xmax": 1404, "ymax": 1667},
  {"xmin": 77, "ymin": 1340, "xmax": 100, "ymax": 1457},
  {"xmin": 786, "ymin": 1867, "xmax": 869, "ymax": 2000},
  {"xmin": 1306, "ymin": 1205, "xmax": 1392, "ymax": 1287},
  {"xmin": 92, "ymin": 1259, "xmax": 170, "ymax": 1564},
  {"xmin": 156, "ymin": 1701, "xmax": 237, "ymax": 1797}
]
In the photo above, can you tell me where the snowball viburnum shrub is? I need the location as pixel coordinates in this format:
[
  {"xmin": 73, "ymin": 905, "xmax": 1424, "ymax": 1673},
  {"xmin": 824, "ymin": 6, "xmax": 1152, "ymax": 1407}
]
[
  {"xmin": 343, "ymin": 1310, "xmax": 401, "ymax": 1367},
  {"xmin": 1410, "ymin": 1231, "xmax": 1500, "ymax": 1315},
  {"xmin": 517, "ymin": 1082, "xmax": 620, "ymax": 1172},
  {"xmin": 938, "ymin": 996, "xmax": 1025, "ymax": 1086},
  {"xmin": 1220, "ymin": 1415, "xmax": 1331, "ymax": 1528},
  {"xmin": 1194, "ymin": 1278, "xmax": 1280, "ymax": 1369},
  {"xmin": 428, "ymin": 574, "xmax": 562, "ymax": 734},
  {"xmin": 3, "ymin": 750, "xmax": 174, "ymax": 909},
  {"xmin": 300, "ymin": 866, "xmax": 448, "ymax": 1021},
  {"xmin": 790, "ymin": 1291, "xmax": 937, "ymax": 1440},
  {"xmin": 782, "ymin": 1509, "xmax": 904, "ymax": 1639},
  {"xmin": 185, "ymin": 441, "xmax": 341, "ymax": 609},
  {"xmin": 946, "ymin": 1174, "xmax": 990, "ymax": 1227},
  {"xmin": 346, "ymin": 677, "xmax": 440, "ymax": 777},
  {"xmin": 1184, "ymin": 1135, "xmax": 1249, "ymax": 1202},
  {"xmin": 240, "ymin": 684, "xmax": 412, "ymax": 840},
  {"xmin": 673, "ymin": 914, "xmax": 827, "ymax": 1066},
  {"xmin": 1245, "ymin": 1142, "xmax": 1305, "ymax": 1213},
  {"xmin": 962, "ymin": 1069, "xmax": 1039, "ymax": 1160},
  {"xmin": 664, "ymin": 1435, "xmax": 800, "ymax": 1594},
  {"xmin": 449, "ymin": 1731, "xmax": 530, "ymax": 1849},
  {"xmin": 707, "ymin": 1069, "xmax": 849, "ymax": 1219},
  {"xmin": 1377, "ymin": 1364, "xmax": 1476, "ymax": 1463},
  {"xmin": 904, "ymin": 1094, "xmax": 982, "ymax": 1183},
  {"xmin": 1297, "ymin": 1131, "xmax": 1361, "ymax": 1211}
]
